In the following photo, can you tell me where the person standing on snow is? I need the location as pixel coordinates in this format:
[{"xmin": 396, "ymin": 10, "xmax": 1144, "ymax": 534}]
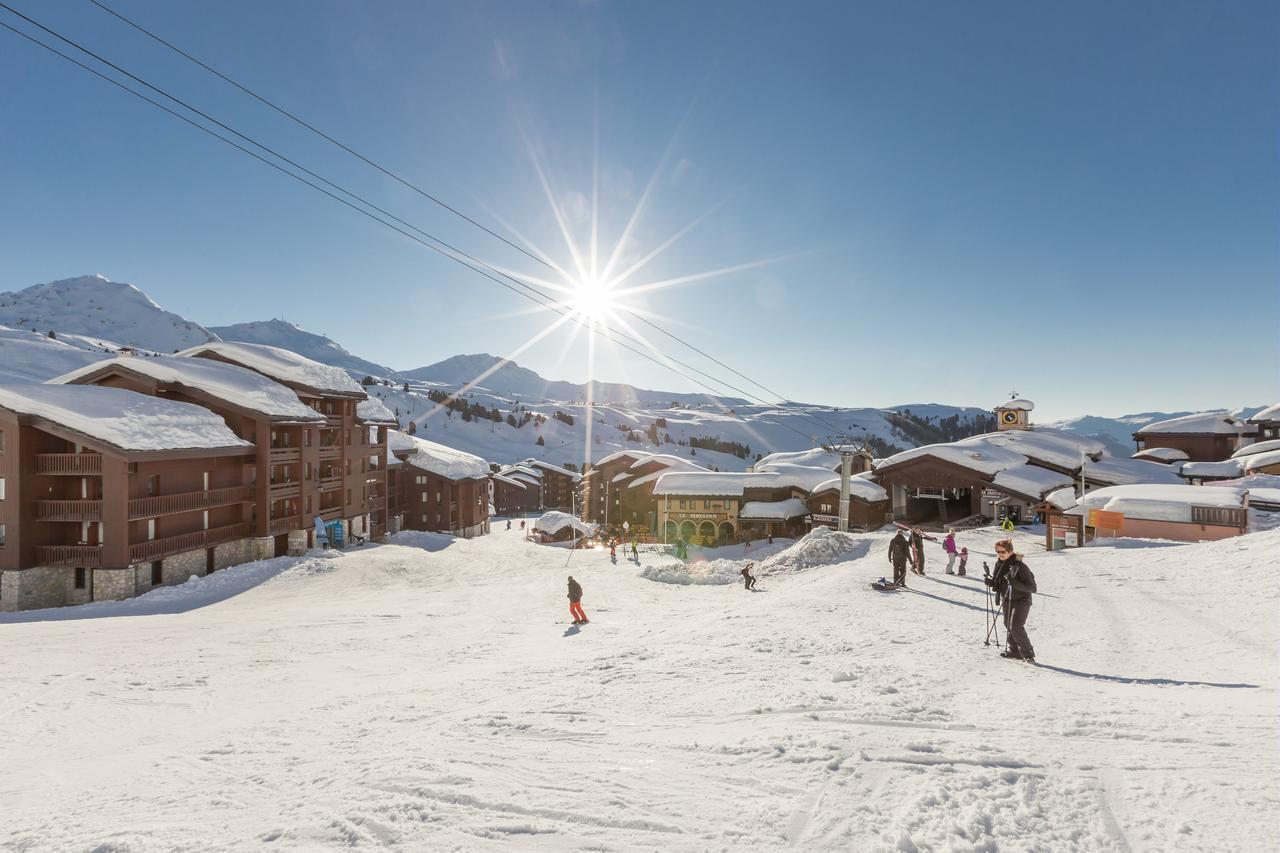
[
  {"xmin": 740, "ymin": 563, "xmax": 757, "ymax": 590},
  {"xmin": 631, "ymin": 540, "xmax": 639, "ymax": 562},
  {"xmin": 888, "ymin": 529, "xmax": 911, "ymax": 587},
  {"xmin": 957, "ymin": 547, "xmax": 969, "ymax": 576},
  {"xmin": 567, "ymin": 576, "xmax": 588, "ymax": 625},
  {"xmin": 987, "ymin": 539, "xmax": 1036, "ymax": 662},
  {"xmin": 910, "ymin": 528, "xmax": 926, "ymax": 575},
  {"xmin": 943, "ymin": 529, "xmax": 958, "ymax": 574}
]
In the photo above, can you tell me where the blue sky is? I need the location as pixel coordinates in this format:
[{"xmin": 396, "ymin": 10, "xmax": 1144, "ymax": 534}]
[{"xmin": 1, "ymin": 0, "xmax": 1276, "ymax": 421}]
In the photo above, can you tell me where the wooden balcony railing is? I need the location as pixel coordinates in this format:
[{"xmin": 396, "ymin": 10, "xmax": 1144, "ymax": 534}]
[
  {"xmin": 268, "ymin": 481, "xmax": 302, "ymax": 500},
  {"xmin": 1190, "ymin": 505, "xmax": 1247, "ymax": 529},
  {"xmin": 324, "ymin": 415, "xmax": 344, "ymax": 428},
  {"xmin": 318, "ymin": 446, "xmax": 343, "ymax": 461},
  {"xmin": 37, "ymin": 544, "xmax": 103, "ymax": 567},
  {"xmin": 269, "ymin": 447, "xmax": 301, "ymax": 465},
  {"xmin": 319, "ymin": 475, "xmax": 343, "ymax": 492},
  {"xmin": 128, "ymin": 485, "xmax": 255, "ymax": 520},
  {"xmin": 269, "ymin": 514, "xmax": 302, "ymax": 535},
  {"xmin": 35, "ymin": 453, "xmax": 103, "ymax": 475},
  {"xmin": 128, "ymin": 522, "xmax": 252, "ymax": 563},
  {"xmin": 318, "ymin": 507, "xmax": 342, "ymax": 522},
  {"xmin": 36, "ymin": 500, "xmax": 103, "ymax": 522}
]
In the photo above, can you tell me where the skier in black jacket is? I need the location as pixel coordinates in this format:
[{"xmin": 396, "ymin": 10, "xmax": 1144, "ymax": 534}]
[
  {"xmin": 987, "ymin": 539, "xmax": 1036, "ymax": 661},
  {"xmin": 887, "ymin": 530, "xmax": 911, "ymax": 587},
  {"xmin": 567, "ymin": 576, "xmax": 588, "ymax": 624}
]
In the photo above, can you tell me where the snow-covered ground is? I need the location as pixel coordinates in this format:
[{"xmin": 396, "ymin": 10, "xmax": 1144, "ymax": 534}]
[{"xmin": 1, "ymin": 524, "xmax": 1275, "ymax": 851}]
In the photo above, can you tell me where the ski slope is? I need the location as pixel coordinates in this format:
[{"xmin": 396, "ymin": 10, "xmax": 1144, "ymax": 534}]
[{"xmin": 1, "ymin": 524, "xmax": 1274, "ymax": 851}]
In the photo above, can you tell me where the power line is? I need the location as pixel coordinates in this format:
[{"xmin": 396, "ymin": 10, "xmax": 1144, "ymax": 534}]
[
  {"xmin": 0, "ymin": 8, "xmax": 843, "ymax": 447},
  {"xmin": 84, "ymin": 0, "xmax": 804, "ymax": 409}
]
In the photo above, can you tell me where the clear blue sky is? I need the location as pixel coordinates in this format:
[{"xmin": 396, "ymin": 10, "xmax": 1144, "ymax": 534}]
[{"xmin": 1, "ymin": 0, "xmax": 1276, "ymax": 421}]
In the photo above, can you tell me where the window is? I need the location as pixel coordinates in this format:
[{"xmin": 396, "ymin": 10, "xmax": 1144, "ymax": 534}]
[
  {"xmin": 147, "ymin": 519, "xmax": 156, "ymax": 540},
  {"xmin": 0, "ymin": 477, "xmax": 5, "ymax": 500},
  {"xmin": 146, "ymin": 475, "xmax": 159, "ymax": 497},
  {"xmin": 0, "ymin": 522, "xmax": 5, "ymax": 546},
  {"xmin": 202, "ymin": 510, "xmax": 209, "ymax": 531},
  {"xmin": 74, "ymin": 567, "xmax": 86, "ymax": 589},
  {"xmin": 305, "ymin": 430, "xmax": 313, "ymax": 447},
  {"xmin": 203, "ymin": 472, "xmax": 210, "ymax": 491},
  {"xmin": 0, "ymin": 429, "xmax": 5, "ymax": 452},
  {"xmin": 151, "ymin": 561, "xmax": 163, "ymax": 585},
  {"xmin": 436, "ymin": 492, "xmax": 442, "ymax": 503},
  {"xmin": 421, "ymin": 494, "xmax": 427, "ymax": 503}
]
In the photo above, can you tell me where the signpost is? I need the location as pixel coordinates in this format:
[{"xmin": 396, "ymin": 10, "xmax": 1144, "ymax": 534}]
[{"xmin": 1087, "ymin": 509, "xmax": 1124, "ymax": 543}]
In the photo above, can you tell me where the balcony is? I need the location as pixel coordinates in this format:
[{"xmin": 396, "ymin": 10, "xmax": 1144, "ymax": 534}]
[
  {"xmin": 128, "ymin": 485, "xmax": 255, "ymax": 520},
  {"xmin": 268, "ymin": 480, "xmax": 301, "ymax": 500},
  {"xmin": 269, "ymin": 514, "xmax": 302, "ymax": 535},
  {"xmin": 35, "ymin": 453, "xmax": 102, "ymax": 475},
  {"xmin": 36, "ymin": 500, "xmax": 103, "ymax": 522},
  {"xmin": 319, "ymin": 475, "xmax": 343, "ymax": 492},
  {"xmin": 269, "ymin": 447, "xmax": 301, "ymax": 465},
  {"xmin": 324, "ymin": 415, "xmax": 344, "ymax": 428},
  {"xmin": 37, "ymin": 544, "xmax": 102, "ymax": 567},
  {"xmin": 318, "ymin": 446, "xmax": 342, "ymax": 461},
  {"xmin": 318, "ymin": 507, "xmax": 342, "ymax": 522},
  {"xmin": 366, "ymin": 469, "xmax": 386, "ymax": 484},
  {"xmin": 128, "ymin": 521, "xmax": 253, "ymax": 564}
]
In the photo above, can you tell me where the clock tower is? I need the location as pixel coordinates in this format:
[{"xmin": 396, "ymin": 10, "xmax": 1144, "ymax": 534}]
[{"xmin": 994, "ymin": 395, "xmax": 1034, "ymax": 431}]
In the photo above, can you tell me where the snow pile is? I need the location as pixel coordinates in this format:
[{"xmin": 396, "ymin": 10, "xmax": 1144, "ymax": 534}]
[
  {"xmin": 50, "ymin": 354, "xmax": 322, "ymax": 421},
  {"xmin": 1084, "ymin": 455, "xmax": 1185, "ymax": 486},
  {"xmin": 179, "ymin": 341, "xmax": 365, "ymax": 395},
  {"xmin": 0, "ymin": 383, "xmax": 251, "ymax": 452},
  {"xmin": 752, "ymin": 462, "xmax": 844, "ymax": 491},
  {"xmin": 640, "ymin": 527, "xmax": 872, "ymax": 585},
  {"xmin": 739, "ymin": 497, "xmax": 811, "ymax": 520},
  {"xmin": 1180, "ymin": 459, "xmax": 1244, "ymax": 479},
  {"xmin": 639, "ymin": 558, "xmax": 744, "ymax": 585},
  {"xmin": 1242, "ymin": 448, "xmax": 1280, "ymax": 473}
]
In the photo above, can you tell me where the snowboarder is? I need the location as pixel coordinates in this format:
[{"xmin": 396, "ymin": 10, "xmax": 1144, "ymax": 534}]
[
  {"xmin": 987, "ymin": 539, "xmax": 1036, "ymax": 662},
  {"xmin": 740, "ymin": 563, "xmax": 757, "ymax": 590},
  {"xmin": 943, "ymin": 529, "xmax": 958, "ymax": 574},
  {"xmin": 910, "ymin": 528, "xmax": 926, "ymax": 575},
  {"xmin": 958, "ymin": 547, "xmax": 969, "ymax": 576},
  {"xmin": 887, "ymin": 529, "xmax": 910, "ymax": 587},
  {"xmin": 567, "ymin": 575, "xmax": 588, "ymax": 624}
]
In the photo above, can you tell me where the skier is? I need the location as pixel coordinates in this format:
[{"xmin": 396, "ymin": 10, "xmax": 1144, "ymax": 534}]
[
  {"xmin": 519, "ymin": 520, "xmax": 526, "ymax": 530},
  {"xmin": 943, "ymin": 529, "xmax": 958, "ymax": 574},
  {"xmin": 957, "ymin": 547, "xmax": 969, "ymax": 576},
  {"xmin": 506, "ymin": 519, "xmax": 512, "ymax": 531},
  {"xmin": 910, "ymin": 528, "xmax": 926, "ymax": 575},
  {"xmin": 609, "ymin": 542, "xmax": 617, "ymax": 563},
  {"xmin": 767, "ymin": 533, "xmax": 774, "ymax": 545},
  {"xmin": 987, "ymin": 539, "xmax": 1036, "ymax": 661},
  {"xmin": 887, "ymin": 529, "xmax": 910, "ymax": 587},
  {"xmin": 567, "ymin": 575, "xmax": 588, "ymax": 624},
  {"xmin": 631, "ymin": 540, "xmax": 639, "ymax": 562},
  {"xmin": 740, "ymin": 563, "xmax": 757, "ymax": 590}
]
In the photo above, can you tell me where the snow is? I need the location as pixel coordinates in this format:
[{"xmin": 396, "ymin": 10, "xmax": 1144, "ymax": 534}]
[
  {"xmin": 0, "ymin": 383, "xmax": 251, "ymax": 452},
  {"xmin": 991, "ymin": 463, "xmax": 1075, "ymax": 499},
  {"xmin": 1069, "ymin": 484, "xmax": 1248, "ymax": 524},
  {"xmin": 532, "ymin": 511, "xmax": 595, "ymax": 537},
  {"xmin": 1084, "ymin": 456, "xmax": 1186, "ymax": 486},
  {"xmin": 754, "ymin": 462, "xmax": 846, "ymax": 491},
  {"xmin": 879, "ymin": 437, "xmax": 1028, "ymax": 476},
  {"xmin": 739, "ymin": 497, "xmax": 812, "ymax": 520},
  {"xmin": 998, "ymin": 397, "xmax": 1035, "ymax": 411},
  {"xmin": 1179, "ymin": 460, "xmax": 1244, "ymax": 479},
  {"xmin": 522, "ymin": 458, "xmax": 583, "ymax": 482},
  {"xmin": 1044, "ymin": 485, "xmax": 1079, "ymax": 510},
  {"xmin": 0, "ymin": 274, "xmax": 218, "ymax": 352},
  {"xmin": 653, "ymin": 471, "xmax": 781, "ymax": 497},
  {"xmin": 209, "ymin": 319, "xmax": 395, "ymax": 379},
  {"xmin": 0, "ymin": 324, "xmax": 113, "ymax": 382},
  {"xmin": 1136, "ymin": 411, "xmax": 1244, "ymax": 435},
  {"xmin": 400, "ymin": 434, "xmax": 490, "ymax": 480},
  {"xmin": 355, "ymin": 395, "xmax": 397, "ymax": 424},
  {"xmin": 1133, "ymin": 446, "xmax": 1190, "ymax": 462},
  {"xmin": 50, "ymin": 354, "xmax": 322, "ymax": 421},
  {"xmin": 757, "ymin": 446, "xmax": 842, "ymax": 470},
  {"xmin": 386, "ymin": 428, "xmax": 418, "ymax": 456},
  {"xmin": 0, "ymin": 522, "xmax": 1275, "ymax": 849},
  {"xmin": 1242, "ymin": 448, "xmax": 1280, "ymax": 472},
  {"xmin": 1231, "ymin": 438, "xmax": 1280, "ymax": 458},
  {"xmin": 1247, "ymin": 402, "xmax": 1280, "ymax": 423},
  {"xmin": 811, "ymin": 476, "xmax": 889, "ymax": 502},
  {"xmin": 179, "ymin": 341, "xmax": 365, "ymax": 395},
  {"xmin": 492, "ymin": 472, "xmax": 528, "ymax": 489}
]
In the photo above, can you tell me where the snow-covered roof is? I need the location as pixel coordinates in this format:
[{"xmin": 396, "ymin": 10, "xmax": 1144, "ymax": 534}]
[
  {"xmin": 491, "ymin": 472, "xmax": 528, "ymax": 489},
  {"xmin": 1043, "ymin": 486, "xmax": 1078, "ymax": 511},
  {"xmin": 652, "ymin": 471, "xmax": 778, "ymax": 497},
  {"xmin": 356, "ymin": 396, "xmax": 397, "ymax": 425},
  {"xmin": 1242, "ymin": 449, "xmax": 1280, "ymax": 473},
  {"xmin": 997, "ymin": 398, "xmax": 1035, "ymax": 412},
  {"xmin": 533, "ymin": 511, "xmax": 595, "ymax": 537},
  {"xmin": 1231, "ymin": 439, "xmax": 1280, "ymax": 459},
  {"xmin": 180, "ymin": 341, "xmax": 365, "ymax": 396},
  {"xmin": 1136, "ymin": 411, "xmax": 1243, "ymax": 435},
  {"xmin": 1247, "ymin": 403, "xmax": 1280, "ymax": 424},
  {"xmin": 501, "ymin": 464, "xmax": 541, "ymax": 481},
  {"xmin": 878, "ymin": 437, "xmax": 1027, "ymax": 477},
  {"xmin": 0, "ymin": 383, "xmax": 251, "ymax": 454},
  {"xmin": 594, "ymin": 450, "xmax": 652, "ymax": 468},
  {"xmin": 991, "ymin": 464, "xmax": 1075, "ymax": 500},
  {"xmin": 50, "ymin": 355, "xmax": 322, "ymax": 422},
  {"xmin": 387, "ymin": 429, "xmax": 418, "ymax": 456},
  {"xmin": 1179, "ymin": 460, "xmax": 1244, "ymax": 479},
  {"xmin": 754, "ymin": 462, "xmax": 844, "ymax": 492},
  {"xmin": 401, "ymin": 435, "xmax": 490, "ymax": 480},
  {"xmin": 810, "ymin": 476, "xmax": 889, "ymax": 502},
  {"xmin": 739, "ymin": 498, "xmax": 811, "ymax": 521},
  {"xmin": 1133, "ymin": 446, "xmax": 1190, "ymax": 463},
  {"xmin": 756, "ymin": 447, "xmax": 842, "ymax": 471},
  {"xmin": 522, "ymin": 459, "xmax": 582, "ymax": 482},
  {"xmin": 628, "ymin": 453, "xmax": 693, "ymax": 471},
  {"xmin": 1067, "ymin": 485, "xmax": 1247, "ymax": 525},
  {"xmin": 1084, "ymin": 457, "xmax": 1186, "ymax": 487}
]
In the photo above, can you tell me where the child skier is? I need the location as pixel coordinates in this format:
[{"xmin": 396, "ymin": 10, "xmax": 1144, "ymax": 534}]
[
  {"xmin": 740, "ymin": 563, "xmax": 757, "ymax": 590},
  {"xmin": 958, "ymin": 547, "xmax": 969, "ymax": 576},
  {"xmin": 567, "ymin": 576, "xmax": 588, "ymax": 625},
  {"xmin": 609, "ymin": 542, "xmax": 617, "ymax": 563}
]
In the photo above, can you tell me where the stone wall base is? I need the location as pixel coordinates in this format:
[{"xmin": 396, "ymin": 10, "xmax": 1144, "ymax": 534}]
[
  {"xmin": 0, "ymin": 566, "xmax": 68, "ymax": 611},
  {"xmin": 252, "ymin": 536, "xmax": 276, "ymax": 561},
  {"xmin": 287, "ymin": 529, "xmax": 309, "ymax": 556}
]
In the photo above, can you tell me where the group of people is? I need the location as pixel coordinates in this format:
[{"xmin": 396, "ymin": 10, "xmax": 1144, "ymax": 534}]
[
  {"xmin": 886, "ymin": 526, "xmax": 1037, "ymax": 662},
  {"xmin": 608, "ymin": 539, "xmax": 640, "ymax": 564}
]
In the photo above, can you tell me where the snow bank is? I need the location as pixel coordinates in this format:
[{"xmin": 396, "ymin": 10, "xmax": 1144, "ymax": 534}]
[
  {"xmin": 640, "ymin": 527, "xmax": 872, "ymax": 585},
  {"xmin": 1242, "ymin": 448, "xmax": 1280, "ymax": 473}
]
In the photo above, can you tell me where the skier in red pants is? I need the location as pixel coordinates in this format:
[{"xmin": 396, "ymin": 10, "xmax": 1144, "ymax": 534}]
[{"xmin": 567, "ymin": 576, "xmax": 588, "ymax": 624}]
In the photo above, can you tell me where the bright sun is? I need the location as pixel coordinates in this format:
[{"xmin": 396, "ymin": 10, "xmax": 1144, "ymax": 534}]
[{"xmin": 569, "ymin": 275, "xmax": 618, "ymax": 321}]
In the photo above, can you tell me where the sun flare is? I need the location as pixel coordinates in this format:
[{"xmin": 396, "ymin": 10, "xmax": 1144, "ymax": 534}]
[{"xmin": 569, "ymin": 274, "xmax": 618, "ymax": 322}]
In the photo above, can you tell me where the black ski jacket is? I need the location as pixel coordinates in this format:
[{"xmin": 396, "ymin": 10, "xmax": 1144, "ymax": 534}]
[
  {"xmin": 567, "ymin": 579, "xmax": 583, "ymax": 602},
  {"xmin": 888, "ymin": 535, "xmax": 910, "ymax": 564},
  {"xmin": 991, "ymin": 557, "xmax": 1036, "ymax": 602}
]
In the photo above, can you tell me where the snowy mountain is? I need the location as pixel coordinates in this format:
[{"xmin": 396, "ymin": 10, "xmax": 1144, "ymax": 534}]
[
  {"xmin": 1044, "ymin": 406, "xmax": 1268, "ymax": 457},
  {"xmin": 209, "ymin": 319, "xmax": 394, "ymax": 379},
  {"xmin": 402, "ymin": 353, "xmax": 746, "ymax": 407},
  {"xmin": 0, "ymin": 275, "xmax": 218, "ymax": 352}
]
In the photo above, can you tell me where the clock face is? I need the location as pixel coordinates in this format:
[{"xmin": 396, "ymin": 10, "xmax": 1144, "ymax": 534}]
[{"xmin": 1001, "ymin": 411, "xmax": 1019, "ymax": 425}]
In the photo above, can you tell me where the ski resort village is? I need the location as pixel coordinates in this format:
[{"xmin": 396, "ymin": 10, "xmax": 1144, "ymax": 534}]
[{"xmin": 2, "ymin": 2, "xmax": 1277, "ymax": 850}]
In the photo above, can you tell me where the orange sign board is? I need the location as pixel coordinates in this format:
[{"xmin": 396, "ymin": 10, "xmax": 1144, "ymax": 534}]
[{"xmin": 1088, "ymin": 509, "xmax": 1124, "ymax": 531}]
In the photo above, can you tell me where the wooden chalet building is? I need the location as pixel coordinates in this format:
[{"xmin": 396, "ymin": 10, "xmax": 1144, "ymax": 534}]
[
  {"xmin": 491, "ymin": 471, "xmax": 537, "ymax": 517},
  {"xmin": 390, "ymin": 431, "xmax": 491, "ymax": 538},
  {"xmin": 179, "ymin": 342, "xmax": 391, "ymax": 547},
  {"xmin": 1247, "ymin": 404, "xmax": 1280, "ymax": 442},
  {"xmin": 497, "ymin": 464, "xmax": 543, "ymax": 512},
  {"xmin": 1132, "ymin": 412, "xmax": 1252, "ymax": 462},
  {"xmin": 517, "ymin": 459, "xmax": 581, "ymax": 513},
  {"xmin": 0, "ymin": 384, "xmax": 256, "ymax": 611},
  {"xmin": 579, "ymin": 450, "xmax": 650, "ymax": 526},
  {"xmin": 652, "ymin": 469, "xmax": 821, "ymax": 545},
  {"xmin": 581, "ymin": 452, "xmax": 709, "ymax": 538},
  {"xmin": 805, "ymin": 475, "xmax": 890, "ymax": 531}
]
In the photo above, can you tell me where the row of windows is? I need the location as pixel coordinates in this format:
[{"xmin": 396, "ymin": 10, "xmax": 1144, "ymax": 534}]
[{"xmin": 675, "ymin": 499, "xmax": 725, "ymax": 510}]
